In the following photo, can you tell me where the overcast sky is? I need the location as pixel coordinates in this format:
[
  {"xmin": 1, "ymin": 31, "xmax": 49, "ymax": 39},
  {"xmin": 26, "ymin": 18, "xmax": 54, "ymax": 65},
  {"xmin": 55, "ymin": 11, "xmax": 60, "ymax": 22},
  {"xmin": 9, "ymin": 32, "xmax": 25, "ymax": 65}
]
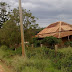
[{"xmin": 1, "ymin": 0, "xmax": 72, "ymax": 27}]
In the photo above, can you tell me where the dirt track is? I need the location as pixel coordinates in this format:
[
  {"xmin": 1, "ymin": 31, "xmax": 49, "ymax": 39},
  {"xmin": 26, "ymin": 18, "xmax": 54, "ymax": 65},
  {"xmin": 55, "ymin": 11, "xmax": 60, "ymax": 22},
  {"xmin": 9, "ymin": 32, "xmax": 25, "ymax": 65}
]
[
  {"xmin": 0, "ymin": 62, "xmax": 13, "ymax": 72},
  {"xmin": 0, "ymin": 64, "xmax": 5, "ymax": 72}
]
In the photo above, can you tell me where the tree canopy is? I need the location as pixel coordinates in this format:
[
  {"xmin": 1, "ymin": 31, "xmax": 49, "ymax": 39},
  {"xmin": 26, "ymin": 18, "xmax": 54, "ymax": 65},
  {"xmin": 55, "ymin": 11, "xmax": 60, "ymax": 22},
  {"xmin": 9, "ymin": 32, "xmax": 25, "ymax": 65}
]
[
  {"xmin": 9, "ymin": 8, "xmax": 39, "ymax": 42},
  {"xmin": 0, "ymin": 20, "xmax": 21, "ymax": 47},
  {"xmin": 0, "ymin": 2, "xmax": 40, "ymax": 47},
  {"xmin": 0, "ymin": 2, "xmax": 10, "ymax": 28}
]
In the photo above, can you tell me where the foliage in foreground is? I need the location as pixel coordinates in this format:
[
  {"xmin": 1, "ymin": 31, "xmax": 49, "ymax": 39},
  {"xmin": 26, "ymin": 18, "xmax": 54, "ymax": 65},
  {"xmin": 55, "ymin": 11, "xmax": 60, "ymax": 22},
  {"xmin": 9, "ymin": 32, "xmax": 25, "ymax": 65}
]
[{"xmin": 0, "ymin": 45, "xmax": 72, "ymax": 72}]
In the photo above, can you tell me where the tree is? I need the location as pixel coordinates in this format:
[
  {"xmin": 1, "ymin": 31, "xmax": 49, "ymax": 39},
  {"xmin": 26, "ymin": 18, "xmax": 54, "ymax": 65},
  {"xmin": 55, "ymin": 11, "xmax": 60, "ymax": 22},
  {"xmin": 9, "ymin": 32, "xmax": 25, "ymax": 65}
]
[
  {"xmin": 0, "ymin": 2, "xmax": 10, "ymax": 28},
  {"xmin": 9, "ymin": 8, "xmax": 39, "ymax": 42},
  {"xmin": 0, "ymin": 2, "xmax": 39, "ymax": 46},
  {"xmin": 0, "ymin": 20, "xmax": 21, "ymax": 48}
]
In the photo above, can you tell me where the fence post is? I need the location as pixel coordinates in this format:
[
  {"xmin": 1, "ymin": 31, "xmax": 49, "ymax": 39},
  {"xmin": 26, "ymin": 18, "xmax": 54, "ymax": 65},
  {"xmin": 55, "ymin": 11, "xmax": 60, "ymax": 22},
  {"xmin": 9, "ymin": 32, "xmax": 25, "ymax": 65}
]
[
  {"xmin": 32, "ymin": 44, "xmax": 34, "ymax": 48},
  {"xmin": 55, "ymin": 45, "xmax": 58, "ymax": 56},
  {"xmin": 40, "ymin": 44, "xmax": 43, "ymax": 48}
]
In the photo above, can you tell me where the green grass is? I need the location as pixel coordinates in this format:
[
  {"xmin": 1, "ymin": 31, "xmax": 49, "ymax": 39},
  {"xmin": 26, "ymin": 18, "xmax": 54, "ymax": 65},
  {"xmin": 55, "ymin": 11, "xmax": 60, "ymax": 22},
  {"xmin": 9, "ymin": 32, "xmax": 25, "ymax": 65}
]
[
  {"xmin": 58, "ymin": 47, "xmax": 72, "ymax": 53},
  {"xmin": 0, "ymin": 46, "xmax": 72, "ymax": 72}
]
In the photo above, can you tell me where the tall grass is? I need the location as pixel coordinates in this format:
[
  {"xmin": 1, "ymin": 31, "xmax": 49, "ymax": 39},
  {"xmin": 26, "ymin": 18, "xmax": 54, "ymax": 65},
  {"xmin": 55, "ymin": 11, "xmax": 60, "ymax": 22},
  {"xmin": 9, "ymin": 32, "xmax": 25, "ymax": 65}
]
[{"xmin": 0, "ymin": 45, "xmax": 72, "ymax": 72}]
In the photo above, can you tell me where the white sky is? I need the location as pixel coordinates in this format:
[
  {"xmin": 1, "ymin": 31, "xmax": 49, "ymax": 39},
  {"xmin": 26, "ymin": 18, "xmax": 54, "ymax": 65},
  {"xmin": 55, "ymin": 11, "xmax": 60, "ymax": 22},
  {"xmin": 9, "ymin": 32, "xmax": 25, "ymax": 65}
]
[{"xmin": 1, "ymin": 0, "xmax": 72, "ymax": 27}]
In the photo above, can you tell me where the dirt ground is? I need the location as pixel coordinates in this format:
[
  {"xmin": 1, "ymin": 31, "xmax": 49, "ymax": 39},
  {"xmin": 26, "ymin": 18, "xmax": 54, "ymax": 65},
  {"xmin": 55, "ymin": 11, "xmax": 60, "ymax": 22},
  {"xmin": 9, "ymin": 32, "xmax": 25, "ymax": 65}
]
[
  {"xmin": 0, "ymin": 64, "xmax": 5, "ymax": 72},
  {"xmin": 0, "ymin": 62, "xmax": 13, "ymax": 72}
]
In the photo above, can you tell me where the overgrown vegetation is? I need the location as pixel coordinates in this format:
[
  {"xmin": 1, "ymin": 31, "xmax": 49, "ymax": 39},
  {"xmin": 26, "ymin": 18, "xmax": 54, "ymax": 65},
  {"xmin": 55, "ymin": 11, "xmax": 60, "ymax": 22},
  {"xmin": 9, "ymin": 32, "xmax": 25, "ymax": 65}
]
[
  {"xmin": 64, "ymin": 41, "xmax": 72, "ymax": 47},
  {"xmin": 0, "ymin": 45, "xmax": 72, "ymax": 72}
]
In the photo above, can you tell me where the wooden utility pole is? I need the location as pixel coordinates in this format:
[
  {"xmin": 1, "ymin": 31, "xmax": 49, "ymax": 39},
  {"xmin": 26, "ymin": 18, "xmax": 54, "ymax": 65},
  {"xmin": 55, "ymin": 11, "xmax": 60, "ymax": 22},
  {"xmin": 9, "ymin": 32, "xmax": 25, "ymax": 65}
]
[{"xmin": 19, "ymin": 0, "xmax": 26, "ymax": 57}]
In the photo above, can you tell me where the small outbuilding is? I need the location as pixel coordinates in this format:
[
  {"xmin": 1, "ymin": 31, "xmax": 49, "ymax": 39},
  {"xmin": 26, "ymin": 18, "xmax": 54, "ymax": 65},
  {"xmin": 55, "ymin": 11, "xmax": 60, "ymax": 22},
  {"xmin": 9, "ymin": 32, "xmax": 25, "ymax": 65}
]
[{"xmin": 36, "ymin": 21, "xmax": 72, "ymax": 44}]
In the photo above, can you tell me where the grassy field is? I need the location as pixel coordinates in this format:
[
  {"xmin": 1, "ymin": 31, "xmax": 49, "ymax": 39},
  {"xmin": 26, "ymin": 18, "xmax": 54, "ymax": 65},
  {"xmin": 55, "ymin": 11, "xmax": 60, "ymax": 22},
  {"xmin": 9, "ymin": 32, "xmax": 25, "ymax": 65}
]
[{"xmin": 0, "ymin": 46, "xmax": 72, "ymax": 72}]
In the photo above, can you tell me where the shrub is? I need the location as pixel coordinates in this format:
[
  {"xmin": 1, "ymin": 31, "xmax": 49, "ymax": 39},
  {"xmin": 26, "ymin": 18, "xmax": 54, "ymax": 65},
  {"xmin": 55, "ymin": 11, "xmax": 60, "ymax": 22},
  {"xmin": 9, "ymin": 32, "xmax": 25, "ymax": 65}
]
[
  {"xmin": 61, "ymin": 48, "xmax": 72, "ymax": 72},
  {"xmin": 41, "ymin": 36, "xmax": 61, "ymax": 48},
  {"xmin": 64, "ymin": 41, "xmax": 72, "ymax": 47},
  {"xmin": 31, "ymin": 37, "xmax": 41, "ymax": 47},
  {"xmin": 15, "ymin": 46, "xmax": 22, "ymax": 56},
  {"xmin": 0, "ymin": 45, "xmax": 17, "ymax": 58},
  {"xmin": 0, "ymin": 45, "xmax": 8, "ymax": 51}
]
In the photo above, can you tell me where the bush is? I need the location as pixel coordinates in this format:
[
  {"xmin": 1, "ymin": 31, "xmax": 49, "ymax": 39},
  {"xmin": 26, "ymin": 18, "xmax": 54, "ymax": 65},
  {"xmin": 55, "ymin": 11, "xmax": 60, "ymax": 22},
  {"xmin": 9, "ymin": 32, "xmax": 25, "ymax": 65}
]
[
  {"xmin": 61, "ymin": 48, "xmax": 72, "ymax": 72},
  {"xmin": 52, "ymin": 48, "xmax": 72, "ymax": 72},
  {"xmin": 15, "ymin": 46, "xmax": 22, "ymax": 56},
  {"xmin": 0, "ymin": 45, "xmax": 8, "ymax": 51},
  {"xmin": 0, "ymin": 45, "xmax": 16, "ymax": 58},
  {"xmin": 41, "ymin": 36, "xmax": 61, "ymax": 48},
  {"xmin": 30, "ymin": 37, "xmax": 41, "ymax": 47},
  {"xmin": 64, "ymin": 41, "xmax": 72, "ymax": 47}
]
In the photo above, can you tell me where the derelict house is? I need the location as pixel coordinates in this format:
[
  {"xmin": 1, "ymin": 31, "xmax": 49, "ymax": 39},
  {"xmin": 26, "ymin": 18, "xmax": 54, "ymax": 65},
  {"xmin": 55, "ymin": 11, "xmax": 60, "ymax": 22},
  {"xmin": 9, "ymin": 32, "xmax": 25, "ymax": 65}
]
[{"xmin": 36, "ymin": 21, "xmax": 72, "ymax": 44}]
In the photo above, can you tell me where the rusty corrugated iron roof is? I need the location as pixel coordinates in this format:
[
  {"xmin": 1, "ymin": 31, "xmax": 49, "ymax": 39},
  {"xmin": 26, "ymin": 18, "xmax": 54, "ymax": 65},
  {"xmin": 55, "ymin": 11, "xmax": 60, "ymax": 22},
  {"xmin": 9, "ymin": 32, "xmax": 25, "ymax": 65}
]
[{"xmin": 36, "ymin": 21, "xmax": 72, "ymax": 38}]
